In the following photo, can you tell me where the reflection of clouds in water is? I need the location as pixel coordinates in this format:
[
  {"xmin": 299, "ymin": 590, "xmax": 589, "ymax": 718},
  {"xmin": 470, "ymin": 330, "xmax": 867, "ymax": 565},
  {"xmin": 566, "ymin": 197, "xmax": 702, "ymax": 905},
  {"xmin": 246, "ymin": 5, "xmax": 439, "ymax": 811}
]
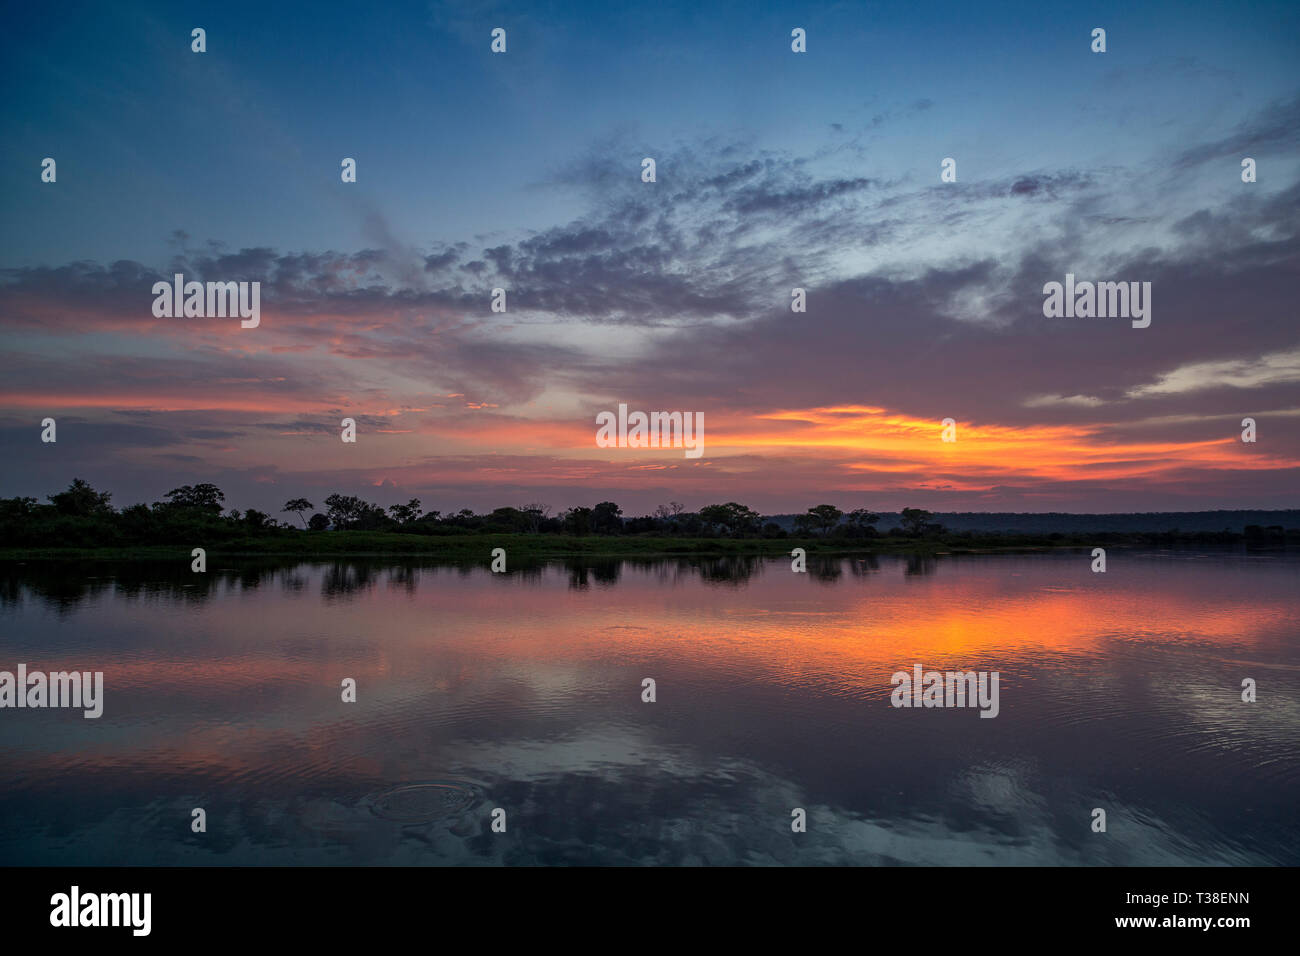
[
  {"xmin": 3, "ymin": 554, "xmax": 1297, "ymax": 866},
  {"xmin": 412, "ymin": 730, "xmax": 1279, "ymax": 866},
  {"xmin": 451, "ymin": 726, "xmax": 671, "ymax": 781},
  {"xmin": 2, "ymin": 733, "xmax": 1281, "ymax": 866},
  {"xmin": 954, "ymin": 762, "xmax": 1041, "ymax": 815}
]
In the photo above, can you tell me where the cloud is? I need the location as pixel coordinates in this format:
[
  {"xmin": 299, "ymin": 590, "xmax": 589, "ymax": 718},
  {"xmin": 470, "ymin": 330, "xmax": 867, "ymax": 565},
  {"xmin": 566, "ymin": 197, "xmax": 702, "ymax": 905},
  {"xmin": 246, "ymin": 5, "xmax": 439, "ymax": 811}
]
[
  {"xmin": 1126, "ymin": 348, "xmax": 1300, "ymax": 398},
  {"xmin": 2, "ymin": 104, "xmax": 1299, "ymax": 512}
]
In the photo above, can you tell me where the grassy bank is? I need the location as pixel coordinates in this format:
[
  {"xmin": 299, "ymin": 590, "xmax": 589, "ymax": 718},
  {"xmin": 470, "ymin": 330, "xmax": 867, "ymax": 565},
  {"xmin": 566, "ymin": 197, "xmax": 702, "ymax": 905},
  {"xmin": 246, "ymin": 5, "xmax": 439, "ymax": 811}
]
[{"xmin": 0, "ymin": 532, "xmax": 1101, "ymax": 561}]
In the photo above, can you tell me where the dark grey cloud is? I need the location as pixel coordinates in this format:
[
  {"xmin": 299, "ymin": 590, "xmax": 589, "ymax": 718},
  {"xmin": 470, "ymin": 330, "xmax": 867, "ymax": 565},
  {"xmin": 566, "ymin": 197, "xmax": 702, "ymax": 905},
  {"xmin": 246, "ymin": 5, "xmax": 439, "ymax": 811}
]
[{"xmin": 1172, "ymin": 93, "xmax": 1300, "ymax": 171}]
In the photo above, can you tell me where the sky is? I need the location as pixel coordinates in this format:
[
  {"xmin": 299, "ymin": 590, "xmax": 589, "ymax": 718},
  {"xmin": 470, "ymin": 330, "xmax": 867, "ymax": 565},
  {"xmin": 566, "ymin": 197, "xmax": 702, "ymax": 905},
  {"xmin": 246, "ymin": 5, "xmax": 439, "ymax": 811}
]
[{"xmin": 1, "ymin": 0, "xmax": 1298, "ymax": 516}]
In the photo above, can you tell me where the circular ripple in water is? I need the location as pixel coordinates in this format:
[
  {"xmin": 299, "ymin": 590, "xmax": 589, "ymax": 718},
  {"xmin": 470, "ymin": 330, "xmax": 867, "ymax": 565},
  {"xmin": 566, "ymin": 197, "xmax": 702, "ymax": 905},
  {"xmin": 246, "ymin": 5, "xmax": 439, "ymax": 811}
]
[{"xmin": 365, "ymin": 782, "xmax": 480, "ymax": 824}]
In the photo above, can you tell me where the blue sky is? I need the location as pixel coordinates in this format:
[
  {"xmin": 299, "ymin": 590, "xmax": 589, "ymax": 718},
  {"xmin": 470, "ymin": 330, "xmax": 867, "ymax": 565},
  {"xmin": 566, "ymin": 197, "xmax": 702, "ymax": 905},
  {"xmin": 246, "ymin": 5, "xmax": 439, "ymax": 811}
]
[{"xmin": 6, "ymin": 0, "xmax": 1296, "ymax": 266}]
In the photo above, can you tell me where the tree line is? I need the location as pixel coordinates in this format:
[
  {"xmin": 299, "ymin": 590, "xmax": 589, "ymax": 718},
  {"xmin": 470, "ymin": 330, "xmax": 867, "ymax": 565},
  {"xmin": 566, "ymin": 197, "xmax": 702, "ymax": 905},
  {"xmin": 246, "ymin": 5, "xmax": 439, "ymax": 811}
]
[{"xmin": 0, "ymin": 478, "xmax": 950, "ymax": 546}]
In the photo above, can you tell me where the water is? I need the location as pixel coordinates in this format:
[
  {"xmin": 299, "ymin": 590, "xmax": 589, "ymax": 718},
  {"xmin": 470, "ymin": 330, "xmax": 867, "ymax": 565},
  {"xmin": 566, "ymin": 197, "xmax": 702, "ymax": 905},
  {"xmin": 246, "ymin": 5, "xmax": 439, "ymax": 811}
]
[{"xmin": 0, "ymin": 550, "xmax": 1296, "ymax": 866}]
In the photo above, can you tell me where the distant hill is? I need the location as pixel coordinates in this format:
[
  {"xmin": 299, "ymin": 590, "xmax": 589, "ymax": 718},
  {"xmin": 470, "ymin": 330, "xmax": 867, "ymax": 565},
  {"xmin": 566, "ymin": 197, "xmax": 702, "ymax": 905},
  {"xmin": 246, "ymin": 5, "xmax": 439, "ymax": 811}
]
[{"xmin": 763, "ymin": 511, "xmax": 1300, "ymax": 534}]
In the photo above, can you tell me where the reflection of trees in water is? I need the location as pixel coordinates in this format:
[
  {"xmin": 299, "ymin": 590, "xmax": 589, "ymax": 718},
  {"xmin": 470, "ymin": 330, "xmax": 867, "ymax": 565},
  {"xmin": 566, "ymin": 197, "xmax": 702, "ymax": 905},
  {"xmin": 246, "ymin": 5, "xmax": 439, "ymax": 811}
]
[
  {"xmin": 809, "ymin": 557, "xmax": 843, "ymax": 583},
  {"xmin": 321, "ymin": 561, "xmax": 376, "ymax": 599},
  {"xmin": 622, "ymin": 557, "xmax": 692, "ymax": 587},
  {"xmin": 386, "ymin": 564, "xmax": 417, "ymax": 594},
  {"xmin": 515, "ymin": 563, "xmax": 545, "ymax": 585},
  {"xmin": 0, "ymin": 572, "xmax": 21, "ymax": 607},
  {"xmin": 569, "ymin": 555, "xmax": 753, "ymax": 589},
  {"xmin": 0, "ymin": 560, "xmax": 263, "ymax": 613},
  {"xmin": 2, "ymin": 552, "xmax": 938, "ymax": 610},
  {"xmin": 847, "ymin": 555, "xmax": 880, "ymax": 576},
  {"xmin": 4, "ymin": 557, "xmax": 412, "ymax": 609},
  {"xmin": 566, "ymin": 562, "xmax": 590, "ymax": 590},
  {"xmin": 0, "ymin": 562, "xmax": 119, "ymax": 613},
  {"xmin": 624, "ymin": 557, "xmax": 667, "ymax": 582},
  {"xmin": 808, "ymin": 554, "xmax": 890, "ymax": 583},
  {"xmin": 696, "ymin": 555, "xmax": 761, "ymax": 586},
  {"xmin": 563, "ymin": 558, "xmax": 621, "ymax": 589},
  {"xmin": 0, "ymin": 555, "xmax": 364, "ymax": 612},
  {"xmin": 905, "ymin": 554, "xmax": 938, "ymax": 577},
  {"xmin": 279, "ymin": 568, "xmax": 308, "ymax": 592},
  {"xmin": 238, "ymin": 566, "xmax": 265, "ymax": 591}
]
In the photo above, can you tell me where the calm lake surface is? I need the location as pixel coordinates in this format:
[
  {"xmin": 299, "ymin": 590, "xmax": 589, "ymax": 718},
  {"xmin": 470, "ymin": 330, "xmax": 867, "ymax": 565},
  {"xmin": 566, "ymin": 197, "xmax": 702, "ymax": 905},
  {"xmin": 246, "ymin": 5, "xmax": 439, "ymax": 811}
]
[{"xmin": 1, "ymin": 550, "xmax": 1296, "ymax": 866}]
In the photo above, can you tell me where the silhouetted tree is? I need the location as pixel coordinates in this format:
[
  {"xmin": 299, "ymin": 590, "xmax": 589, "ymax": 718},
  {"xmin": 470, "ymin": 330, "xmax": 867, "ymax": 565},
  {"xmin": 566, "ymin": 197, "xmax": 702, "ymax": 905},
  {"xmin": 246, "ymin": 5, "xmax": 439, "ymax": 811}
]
[
  {"xmin": 520, "ymin": 502, "xmax": 551, "ymax": 533},
  {"xmin": 282, "ymin": 497, "xmax": 315, "ymax": 528},
  {"xmin": 388, "ymin": 498, "xmax": 422, "ymax": 525},
  {"xmin": 48, "ymin": 479, "xmax": 113, "ymax": 517},
  {"xmin": 350, "ymin": 503, "xmax": 392, "ymax": 531},
  {"xmin": 843, "ymin": 508, "xmax": 881, "ymax": 538},
  {"xmin": 806, "ymin": 504, "xmax": 843, "ymax": 536},
  {"xmin": 846, "ymin": 508, "xmax": 880, "ymax": 531},
  {"xmin": 592, "ymin": 501, "xmax": 623, "ymax": 534},
  {"xmin": 564, "ymin": 506, "xmax": 593, "ymax": 535},
  {"xmin": 488, "ymin": 507, "xmax": 530, "ymax": 532},
  {"xmin": 698, "ymin": 504, "xmax": 726, "ymax": 535},
  {"xmin": 324, "ymin": 494, "xmax": 370, "ymax": 529},
  {"xmin": 163, "ymin": 483, "xmax": 225, "ymax": 514},
  {"xmin": 900, "ymin": 507, "xmax": 945, "ymax": 536},
  {"xmin": 0, "ymin": 497, "xmax": 39, "ymax": 520},
  {"xmin": 700, "ymin": 502, "xmax": 761, "ymax": 536}
]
